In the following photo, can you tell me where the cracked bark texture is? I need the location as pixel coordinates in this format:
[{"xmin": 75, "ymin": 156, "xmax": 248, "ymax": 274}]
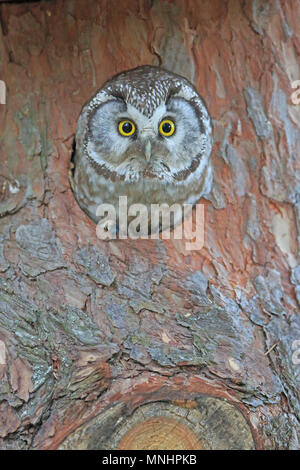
[{"xmin": 0, "ymin": 0, "xmax": 299, "ymax": 450}]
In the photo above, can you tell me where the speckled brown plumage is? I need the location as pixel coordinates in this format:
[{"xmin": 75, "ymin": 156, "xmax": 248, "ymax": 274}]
[{"xmin": 72, "ymin": 65, "xmax": 213, "ymax": 230}]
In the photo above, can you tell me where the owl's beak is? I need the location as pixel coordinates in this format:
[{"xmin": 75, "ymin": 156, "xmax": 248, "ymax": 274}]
[{"xmin": 144, "ymin": 140, "xmax": 152, "ymax": 162}]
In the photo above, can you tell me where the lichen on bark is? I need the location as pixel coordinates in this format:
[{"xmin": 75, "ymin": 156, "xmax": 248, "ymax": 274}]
[{"xmin": 0, "ymin": 0, "xmax": 299, "ymax": 450}]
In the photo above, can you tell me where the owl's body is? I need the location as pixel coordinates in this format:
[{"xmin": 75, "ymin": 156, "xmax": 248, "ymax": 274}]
[{"xmin": 73, "ymin": 66, "xmax": 213, "ymax": 232}]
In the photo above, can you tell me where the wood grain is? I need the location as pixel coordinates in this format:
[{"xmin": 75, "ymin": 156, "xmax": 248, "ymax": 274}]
[{"xmin": 0, "ymin": 0, "xmax": 299, "ymax": 450}]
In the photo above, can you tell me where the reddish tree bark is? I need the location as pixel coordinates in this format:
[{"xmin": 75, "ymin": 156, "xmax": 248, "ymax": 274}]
[{"xmin": 0, "ymin": 0, "xmax": 299, "ymax": 450}]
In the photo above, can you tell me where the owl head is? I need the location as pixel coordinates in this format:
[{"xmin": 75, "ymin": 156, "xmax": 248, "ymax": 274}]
[{"xmin": 75, "ymin": 65, "xmax": 213, "ymax": 185}]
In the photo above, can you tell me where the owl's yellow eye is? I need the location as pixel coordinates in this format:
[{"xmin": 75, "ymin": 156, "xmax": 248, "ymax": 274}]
[
  {"xmin": 118, "ymin": 120, "xmax": 136, "ymax": 137},
  {"xmin": 159, "ymin": 119, "xmax": 175, "ymax": 137}
]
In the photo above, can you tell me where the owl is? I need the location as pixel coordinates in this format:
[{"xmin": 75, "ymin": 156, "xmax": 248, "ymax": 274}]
[{"xmin": 72, "ymin": 65, "xmax": 213, "ymax": 236}]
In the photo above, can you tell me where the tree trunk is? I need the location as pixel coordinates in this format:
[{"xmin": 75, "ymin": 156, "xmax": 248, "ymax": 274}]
[{"xmin": 0, "ymin": 0, "xmax": 299, "ymax": 450}]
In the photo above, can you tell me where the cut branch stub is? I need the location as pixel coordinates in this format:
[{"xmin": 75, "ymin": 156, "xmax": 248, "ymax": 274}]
[
  {"xmin": 117, "ymin": 417, "xmax": 203, "ymax": 450},
  {"xmin": 58, "ymin": 398, "xmax": 255, "ymax": 450}
]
